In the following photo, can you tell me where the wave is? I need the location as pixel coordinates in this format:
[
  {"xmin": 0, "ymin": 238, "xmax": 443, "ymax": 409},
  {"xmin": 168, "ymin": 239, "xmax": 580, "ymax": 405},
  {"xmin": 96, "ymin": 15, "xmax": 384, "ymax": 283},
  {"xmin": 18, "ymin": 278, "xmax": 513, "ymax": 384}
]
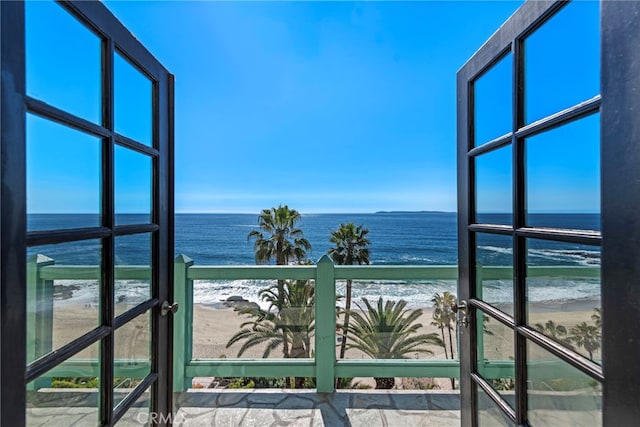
[
  {"xmin": 52, "ymin": 280, "xmax": 100, "ymax": 306},
  {"xmin": 398, "ymin": 255, "xmax": 436, "ymax": 263},
  {"xmin": 371, "ymin": 256, "xmax": 437, "ymax": 265},
  {"xmin": 48, "ymin": 275, "xmax": 601, "ymax": 311},
  {"xmin": 53, "ymin": 279, "xmax": 156, "ymax": 307},
  {"xmin": 193, "ymin": 279, "xmax": 277, "ymax": 310},
  {"xmin": 196, "ymin": 278, "xmax": 599, "ymax": 309},
  {"xmin": 526, "ymin": 278, "xmax": 599, "ymax": 301},
  {"xmin": 528, "ymin": 249, "xmax": 600, "ymax": 266},
  {"xmin": 479, "ymin": 246, "xmax": 513, "ymax": 256},
  {"xmin": 480, "ymin": 246, "xmax": 599, "ymax": 266}
]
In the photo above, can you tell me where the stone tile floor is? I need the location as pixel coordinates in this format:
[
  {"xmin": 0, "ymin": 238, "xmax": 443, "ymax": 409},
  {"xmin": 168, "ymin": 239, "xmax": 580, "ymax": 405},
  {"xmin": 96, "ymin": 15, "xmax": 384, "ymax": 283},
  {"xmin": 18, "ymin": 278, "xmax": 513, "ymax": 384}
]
[
  {"xmin": 172, "ymin": 389, "xmax": 461, "ymax": 426},
  {"xmin": 26, "ymin": 389, "xmax": 601, "ymax": 426},
  {"xmin": 27, "ymin": 389, "xmax": 461, "ymax": 426}
]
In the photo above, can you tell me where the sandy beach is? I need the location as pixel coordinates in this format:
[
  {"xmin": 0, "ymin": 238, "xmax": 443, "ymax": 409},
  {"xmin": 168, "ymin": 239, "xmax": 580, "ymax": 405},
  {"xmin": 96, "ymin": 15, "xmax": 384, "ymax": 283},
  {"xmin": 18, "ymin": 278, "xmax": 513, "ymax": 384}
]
[
  {"xmin": 191, "ymin": 303, "xmax": 456, "ymax": 389},
  {"xmin": 192, "ymin": 304, "xmax": 451, "ymax": 360},
  {"xmin": 38, "ymin": 298, "xmax": 600, "ymax": 389},
  {"xmin": 191, "ymin": 299, "xmax": 599, "ymax": 358}
]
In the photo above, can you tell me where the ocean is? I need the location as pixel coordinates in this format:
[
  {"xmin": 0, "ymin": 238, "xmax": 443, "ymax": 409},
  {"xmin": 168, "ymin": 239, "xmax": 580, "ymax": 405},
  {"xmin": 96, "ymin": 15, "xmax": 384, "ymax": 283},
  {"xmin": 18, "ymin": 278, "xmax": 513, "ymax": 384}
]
[{"xmin": 27, "ymin": 212, "xmax": 601, "ymax": 309}]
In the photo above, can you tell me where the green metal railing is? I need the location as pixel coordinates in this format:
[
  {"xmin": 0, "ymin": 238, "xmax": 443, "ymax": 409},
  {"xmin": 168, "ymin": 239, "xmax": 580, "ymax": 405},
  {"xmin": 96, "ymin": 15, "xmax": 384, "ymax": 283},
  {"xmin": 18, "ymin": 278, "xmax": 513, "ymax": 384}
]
[
  {"xmin": 27, "ymin": 254, "xmax": 599, "ymax": 392},
  {"xmin": 176, "ymin": 255, "xmax": 465, "ymax": 392}
]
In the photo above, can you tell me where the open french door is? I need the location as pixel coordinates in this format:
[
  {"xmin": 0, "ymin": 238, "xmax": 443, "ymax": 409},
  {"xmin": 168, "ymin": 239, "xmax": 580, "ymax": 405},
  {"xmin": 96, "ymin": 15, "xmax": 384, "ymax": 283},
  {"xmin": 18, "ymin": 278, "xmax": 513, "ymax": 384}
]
[
  {"xmin": 1, "ymin": 1, "xmax": 175, "ymax": 425},
  {"xmin": 457, "ymin": 1, "xmax": 640, "ymax": 426}
]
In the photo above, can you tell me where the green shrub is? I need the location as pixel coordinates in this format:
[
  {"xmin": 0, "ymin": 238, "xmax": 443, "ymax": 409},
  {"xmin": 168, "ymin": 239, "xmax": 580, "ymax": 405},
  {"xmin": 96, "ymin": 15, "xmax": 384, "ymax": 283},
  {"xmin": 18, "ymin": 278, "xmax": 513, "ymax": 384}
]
[
  {"xmin": 227, "ymin": 378, "xmax": 255, "ymax": 389},
  {"xmin": 51, "ymin": 377, "xmax": 99, "ymax": 388}
]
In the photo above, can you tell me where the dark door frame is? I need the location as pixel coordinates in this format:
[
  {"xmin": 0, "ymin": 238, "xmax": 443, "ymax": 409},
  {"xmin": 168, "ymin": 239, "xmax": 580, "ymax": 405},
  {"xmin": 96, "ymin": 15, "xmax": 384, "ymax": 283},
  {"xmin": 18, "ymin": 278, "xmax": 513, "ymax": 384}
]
[
  {"xmin": 457, "ymin": 0, "xmax": 640, "ymax": 426},
  {"xmin": 1, "ymin": 1, "xmax": 175, "ymax": 425}
]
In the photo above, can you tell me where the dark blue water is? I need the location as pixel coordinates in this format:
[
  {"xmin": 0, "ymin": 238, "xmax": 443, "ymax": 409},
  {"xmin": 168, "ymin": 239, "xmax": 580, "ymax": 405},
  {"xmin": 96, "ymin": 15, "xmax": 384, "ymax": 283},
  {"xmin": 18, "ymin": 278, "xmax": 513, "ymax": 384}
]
[
  {"xmin": 28, "ymin": 212, "xmax": 600, "ymax": 267},
  {"xmin": 174, "ymin": 212, "xmax": 459, "ymax": 266}
]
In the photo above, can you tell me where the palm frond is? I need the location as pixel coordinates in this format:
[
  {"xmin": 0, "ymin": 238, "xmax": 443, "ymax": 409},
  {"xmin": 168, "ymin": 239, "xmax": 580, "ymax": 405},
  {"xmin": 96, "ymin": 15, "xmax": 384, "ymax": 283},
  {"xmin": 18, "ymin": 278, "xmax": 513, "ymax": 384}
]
[{"xmin": 346, "ymin": 297, "xmax": 442, "ymax": 359}]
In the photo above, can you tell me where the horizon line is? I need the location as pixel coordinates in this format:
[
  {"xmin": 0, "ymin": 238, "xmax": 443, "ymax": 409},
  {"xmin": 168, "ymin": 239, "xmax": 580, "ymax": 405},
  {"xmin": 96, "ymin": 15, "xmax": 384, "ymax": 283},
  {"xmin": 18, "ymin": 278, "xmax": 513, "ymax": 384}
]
[{"xmin": 28, "ymin": 210, "xmax": 601, "ymax": 215}]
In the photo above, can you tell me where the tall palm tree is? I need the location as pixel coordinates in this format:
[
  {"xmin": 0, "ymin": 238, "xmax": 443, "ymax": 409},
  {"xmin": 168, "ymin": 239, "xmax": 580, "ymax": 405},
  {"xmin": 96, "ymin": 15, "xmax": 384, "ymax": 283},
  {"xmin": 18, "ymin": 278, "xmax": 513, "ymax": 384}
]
[
  {"xmin": 569, "ymin": 321, "xmax": 601, "ymax": 361},
  {"xmin": 431, "ymin": 292, "xmax": 457, "ymax": 359},
  {"xmin": 431, "ymin": 292, "xmax": 458, "ymax": 388},
  {"xmin": 430, "ymin": 308, "xmax": 449, "ymax": 360},
  {"xmin": 328, "ymin": 223, "xmax": 370, "ymax": 360},
  {"xmin": 248, "ymin": 206, "xmax": 311, "ymax": 266},
  {"xmin": 346, "ymin": 297, "xmax": 443, "ymax": 389},
  {"xmin": 247, "ymin": 205, "xmax": 311, "ymax": 358}
]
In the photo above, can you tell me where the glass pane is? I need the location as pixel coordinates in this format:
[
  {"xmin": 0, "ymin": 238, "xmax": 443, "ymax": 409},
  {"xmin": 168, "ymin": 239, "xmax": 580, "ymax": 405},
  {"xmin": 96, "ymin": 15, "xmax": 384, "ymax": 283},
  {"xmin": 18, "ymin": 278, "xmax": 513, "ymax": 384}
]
[
  {"xmin": 26, "ymin": 240, "xmax": 101, "ymax": 365},
  {"xmin": 114, "ymin": 311, "xmax": 151, "ymax": 408},
  {"xmin": 193, "ymin": 279, "xmax": 317, "ymax": 363},
  {"xmin": 477, "ymin": 384, "xmax": 515, "ymax": 427},
  {"xmin": 527, "ymin": 239, "xmax": 601, "ymax": 363},
  {"xmin": 26, "ymin": 1, "xmax": 101, "ymax": 123},
  {"xmin": 524, "ymin": 1, "xmax": 599, "ymax": 124},
  {"xmin": 474, "ymin": 53, "xmax": 512, "ymax": 146},
  {"xmin": 115, "ymin": 387, "xmax": 151, "ymax": 426},
  {"xmin": 337, "ymin": 282, "xmax": 452, "ymax": 373},
  {"xmin": 115, "ymin": 233, "xmax": 152, "ymax": 312},
  {"xmin": 476, "ymin": 233, "xmax": 514, "ymax": 316},
  {"xmin": 27, "ymin": 115, "xmax": 101, "ymax": 231},
  {"xmin": 527, "ymin": 340, "xmax": 602, "ymax": 426},
  {"xmin": 115, "ymin": 145, "xmax": 152, "ymax": 225},
  {"xmin": 477, "ymin": 311, "xmax": 515, "ymax": 407},
  {"xmin": 526, "ymin": 114, "xmax": 600, "ymax": 226},
  {"xmin": 115, "ymin": 53, "xmax": 153, "ymax": 146},
  {"xmin": 26, "ymin": 341, "xmax": 100, "ymax": 426},
  {"xmin": 475, "ymin": 145, "xmax": 512, "ymax": 225}
]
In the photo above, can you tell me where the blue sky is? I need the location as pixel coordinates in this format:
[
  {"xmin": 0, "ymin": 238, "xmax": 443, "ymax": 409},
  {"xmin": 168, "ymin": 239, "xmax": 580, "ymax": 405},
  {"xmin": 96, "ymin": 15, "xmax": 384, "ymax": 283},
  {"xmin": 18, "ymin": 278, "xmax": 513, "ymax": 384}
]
[{"xmin": 25, "ymin": 1, "xmax": 600, "ymax": 214}]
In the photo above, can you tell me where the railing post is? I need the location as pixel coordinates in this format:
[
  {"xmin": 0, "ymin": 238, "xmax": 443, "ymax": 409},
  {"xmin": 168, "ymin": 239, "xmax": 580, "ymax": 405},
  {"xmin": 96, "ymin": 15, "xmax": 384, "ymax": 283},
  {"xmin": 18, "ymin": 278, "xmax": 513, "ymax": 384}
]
[
  {"xmin": 173, "ymin": 255, "xmax": 194, "ymax": 391},
  {"xmin": 315, "ymin": 255, "xmax": 336, "ymax": 393},
  {"xmin": 26, "ymin": 254, "xmax": 55, "ymax": 390}
]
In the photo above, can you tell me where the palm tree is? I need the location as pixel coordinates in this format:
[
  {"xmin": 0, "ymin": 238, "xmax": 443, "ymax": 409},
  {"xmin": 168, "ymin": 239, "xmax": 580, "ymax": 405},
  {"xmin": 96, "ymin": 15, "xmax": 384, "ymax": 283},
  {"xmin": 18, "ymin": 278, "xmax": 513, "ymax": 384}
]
[
  {"xmin": 431, "ymin": 292, "xmax": 458, "ymax": 388},
  {"xmin": 226, "ymin": 279, "xmax": 315, "ymax": 388},
  {"xmin": 346, "ymin": 297, "xmax": 443, "ymax": 389},
  {"xmin": 328, "ymin": 223, "xmax": 371, "ymax": 360},
  {"xmin": 248, "ymin": 206, "xmax": 311, "ymax": 266},
  {"xmin": 430, "ymin": 308, "xmax": 449, "ymax": 360},
  {"xmin": 247, "ymin": 205, "xmax": 311, "ymax": 358},
  {"xmin": 431, "ymin": 292, "xmax": 457, "ymax": 359},
  {"xmin": 534, "ymin": 320, "xmax": 574, "ymax": 349},
  {"xmin": 569, "ymin": 321, "xmax": 601, "ymax": 361}
]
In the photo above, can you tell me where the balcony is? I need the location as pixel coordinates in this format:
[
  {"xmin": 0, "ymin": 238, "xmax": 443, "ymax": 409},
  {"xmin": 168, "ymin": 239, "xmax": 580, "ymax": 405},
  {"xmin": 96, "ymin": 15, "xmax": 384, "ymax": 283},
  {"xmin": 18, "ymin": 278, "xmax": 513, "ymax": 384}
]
[{"xmin": 25, "ymin": 255, "xmax": 599, "ymax": 425}]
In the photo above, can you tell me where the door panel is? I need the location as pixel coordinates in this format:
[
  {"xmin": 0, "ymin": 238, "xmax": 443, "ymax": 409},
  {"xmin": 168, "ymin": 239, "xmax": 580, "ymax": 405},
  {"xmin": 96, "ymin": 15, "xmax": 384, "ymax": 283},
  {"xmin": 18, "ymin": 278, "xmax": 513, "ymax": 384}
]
[
  {"xmin": 0, "ymin": 1, "xmax": 174, "ymax": 425},
  {"xmin": 458, "ymin": 1, "xmax": 605, "ymax": 426}
]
